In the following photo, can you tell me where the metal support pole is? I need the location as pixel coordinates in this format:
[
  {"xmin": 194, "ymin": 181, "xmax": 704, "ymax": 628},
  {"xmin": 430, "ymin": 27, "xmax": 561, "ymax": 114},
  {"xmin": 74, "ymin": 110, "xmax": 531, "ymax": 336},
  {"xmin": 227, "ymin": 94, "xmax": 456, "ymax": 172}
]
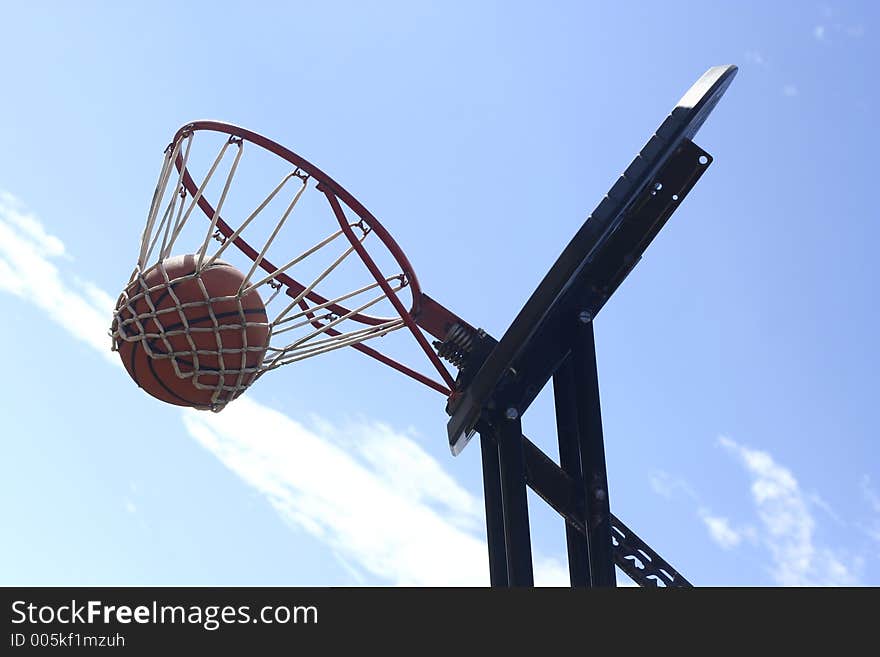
[
  {"xmin": 496, "ymin": 410, "xmax": 534, "ymax": 586},
  {"xmin": 479, "ymin": 434, "xmax": 509, "ymax": 586},
  {"xmin": 570, "ymin": 318, "xmax": 615, "ymax": 586},
  {"xmin": 553, "ymin": 357, "xmax": 590, "ymax": 587}
]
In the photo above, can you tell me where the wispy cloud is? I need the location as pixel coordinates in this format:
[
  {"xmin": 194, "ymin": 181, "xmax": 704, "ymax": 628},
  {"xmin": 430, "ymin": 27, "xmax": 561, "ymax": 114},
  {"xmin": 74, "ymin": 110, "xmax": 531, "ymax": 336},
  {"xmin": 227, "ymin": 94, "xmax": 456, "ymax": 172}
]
[
  {"xmin": 845, "ymin": 25, "xmax": 865, "ymax": 38},
  {"xmin": 340, "ymin": 419, "xmax": 483, "ymax": 532},
  {"xmin": 649, "ymin": 470, "xmax": 698, "ymax": 501},
  {"xmin": 698, "ymin": 510, "xmax": 743, "ymax": 550},
  {"xmin": 718, "ymin": 436, "xmax": 859, "ymax": 586},
  {"xmin": 0, "ymin": 192, "xmax": 67, "ymax": 258},
  {"xmin": 744, "ymin": 50, "xmax": 766, "ymax": 66},
  {"xmin": 808, "ymin": 491, "xmax": 846, "ymax": 526},
  {"xmin": 183, "ymin": 401, "xmax": 489, "ymax": 585},
  {"xmin": 0, "ymin": 193, "xmax": 118, "ymax": 364},
  {"xmin": 0, "ymin": 191, "xmax": 569, "ymax": 586},
  {"xmin": 813, "ymin": 13, "xmax": 866, "ymax": 43},
  {"xmin": 782, "ymin": 84, "xmax": 799, "ymax": 98},
  {"xmin": 184, "ymin": 394, "xmax": 570, "ymax": 585},
  {"xmin": 697, "ymin": 507, "xmax": 758, "ymax": 550},
  {"xmin": 650, "ymin": 470, "xmax": 756, "ymax": 551},
  {"xmin": 861, "ymin": 475, "xmax": 880, "ymax": 514},
  {"xmin": 649, "ymin": 436, "xmax": 862, "ymax": 584},
  {"xmin": 860, "ymin": 475, "xmax": 880, "ymax": 546}
]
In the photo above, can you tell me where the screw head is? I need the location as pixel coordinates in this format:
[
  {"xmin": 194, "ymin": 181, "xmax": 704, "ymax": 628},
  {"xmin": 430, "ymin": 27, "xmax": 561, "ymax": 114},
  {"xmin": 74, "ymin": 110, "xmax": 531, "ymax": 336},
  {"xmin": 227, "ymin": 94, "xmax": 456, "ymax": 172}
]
[
  {"xmin": 505, "ymin": 407, "xmax": 519, "ymax": 420},
  {"xmin": 578, "ymin": 310, "xmax": 592, "ymax": 324}
]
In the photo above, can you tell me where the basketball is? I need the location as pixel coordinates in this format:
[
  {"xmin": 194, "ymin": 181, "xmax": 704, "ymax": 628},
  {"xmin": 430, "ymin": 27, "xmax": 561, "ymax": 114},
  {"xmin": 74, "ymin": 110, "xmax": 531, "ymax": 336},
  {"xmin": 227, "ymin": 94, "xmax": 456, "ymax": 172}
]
[{"xmin": 112, "ymin": 254, "xmax": 270, "ymax": 410}]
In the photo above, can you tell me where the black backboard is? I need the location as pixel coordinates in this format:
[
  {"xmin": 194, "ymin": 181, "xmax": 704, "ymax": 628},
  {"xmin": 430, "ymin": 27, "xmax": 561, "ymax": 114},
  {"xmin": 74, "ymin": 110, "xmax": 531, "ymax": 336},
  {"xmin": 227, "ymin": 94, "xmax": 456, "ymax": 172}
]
[{"xmin": 447, "ymin": 65, "xmax": 738, "ymax": 454}]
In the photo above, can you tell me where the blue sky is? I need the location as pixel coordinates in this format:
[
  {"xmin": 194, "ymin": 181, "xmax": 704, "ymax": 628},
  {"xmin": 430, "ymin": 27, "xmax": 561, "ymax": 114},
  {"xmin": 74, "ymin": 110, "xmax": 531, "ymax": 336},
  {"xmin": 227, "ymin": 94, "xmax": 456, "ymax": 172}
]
[{"xmin": 0, "ymin": 1, "xmax": 877, "ymax": 586}]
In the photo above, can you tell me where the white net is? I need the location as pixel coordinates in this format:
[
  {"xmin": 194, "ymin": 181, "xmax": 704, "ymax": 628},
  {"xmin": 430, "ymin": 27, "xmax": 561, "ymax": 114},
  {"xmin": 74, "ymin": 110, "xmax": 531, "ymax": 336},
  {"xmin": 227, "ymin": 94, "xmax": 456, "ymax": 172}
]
[
  {"xmin": 111, "ymin": 254, "xmax": 270, "ymax": 409},
  {"xmin": 110, "ymin": 125, "xmax": 412, "ymax": 409}
]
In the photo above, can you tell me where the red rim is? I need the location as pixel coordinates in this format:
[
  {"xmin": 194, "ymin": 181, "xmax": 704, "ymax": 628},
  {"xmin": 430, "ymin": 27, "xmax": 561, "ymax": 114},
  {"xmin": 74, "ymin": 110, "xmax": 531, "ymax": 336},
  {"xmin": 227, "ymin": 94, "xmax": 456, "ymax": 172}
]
[
  {"xmin": 167, "ymin": 120, "xmax": 455, "ymax": 394},
  {"xmin": 170, "ymin": 120, "xmax": 424, "ymax": 327}
]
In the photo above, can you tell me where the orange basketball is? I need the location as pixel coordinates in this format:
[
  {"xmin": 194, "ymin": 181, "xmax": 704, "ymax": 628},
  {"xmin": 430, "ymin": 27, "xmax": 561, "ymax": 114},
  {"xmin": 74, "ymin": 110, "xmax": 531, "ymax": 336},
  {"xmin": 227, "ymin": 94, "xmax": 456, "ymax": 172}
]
[{"xmin": 113, "ymin": 254, "xmax": 270, "ymax": 410}]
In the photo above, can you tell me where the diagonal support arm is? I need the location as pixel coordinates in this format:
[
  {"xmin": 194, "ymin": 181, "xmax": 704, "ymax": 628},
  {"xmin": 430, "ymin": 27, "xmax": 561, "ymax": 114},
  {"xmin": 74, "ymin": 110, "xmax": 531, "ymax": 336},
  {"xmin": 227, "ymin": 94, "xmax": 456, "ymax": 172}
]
[{"xmin": 517, "ymin": 431, "xmax": 691, "ymax": 587}]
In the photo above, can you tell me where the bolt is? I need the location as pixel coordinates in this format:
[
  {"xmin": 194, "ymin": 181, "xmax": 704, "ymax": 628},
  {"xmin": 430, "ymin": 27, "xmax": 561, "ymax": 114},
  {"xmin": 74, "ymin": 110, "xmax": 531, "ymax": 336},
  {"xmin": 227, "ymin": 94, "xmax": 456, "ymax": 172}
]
[
  {"xmin": 505, "ymin": 407, "xmax": 519, "ymax": 420},
  {"xmin": 594, "ymin": 488, "xmax": 607, "ymax": 502},
  {"xmin": 578, "ymin": 310, "xmax": 592, "ymax": 324}
]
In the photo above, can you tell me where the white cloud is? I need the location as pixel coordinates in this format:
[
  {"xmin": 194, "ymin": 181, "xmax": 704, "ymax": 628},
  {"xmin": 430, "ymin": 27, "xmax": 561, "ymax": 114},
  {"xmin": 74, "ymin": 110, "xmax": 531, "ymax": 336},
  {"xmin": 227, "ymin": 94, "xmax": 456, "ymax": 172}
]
[
  {"xmin": 0, "ymin": 192, "xmax": 67, "ymax": 258},
  {"xmin": 845, "ymin": 25, "xmax": 865, "ymax": 38},
  {"xmin": 0, "ymin": 193, "xmax": 118, "ymax": 364},
  {"xmin": 699, "ymin": 510, "xmax": 742, "ymax": 550},
  {"xmin": 0, "ymin": 191, "xmax": 570, "ymax": 586},
  {"xmin": 650, "ymin": 471, "xmax": 752, "ymax": 550},
  {"xmin": 861, "ymin": 475, "xmax": 880, "ymax": 514},
  {"xmin": 182, "ymin": 400, "xmax": 569, "ymax": 585},
  {"xmin": 860, "ymin": 475, "xmax": 880, "ymax": 546},
  {"xmin": 650, "ymin": 440, "xmax": 863, "ymax": 584},
  {"xmin": 808, "ymin": 491, "xmax": 846, "ymax": 525},
  {"xmin": 649, "ymin": 470, "xmax": 698, "ymax": 501},
  {"xmin": 341, "ymin": 419, "xmax": 482, "ymax": 531},
  {"xmin": 744, "ymin": 50, "xmax": 766, "ymax": 66},
  {"xmin": 813, "ymin": 19, "xmax": 865, "ymax": 42},
  {"xmin": 718, "ymin": 436, "xmax": 859, "ymax": 586},
  {"xmin": 182, "ymin": 401, "xmax": 489, "ymax": 585},
  {"xmin": 534, "ymin": 558, "xmax": 571, "ymax": 586},
  {"xmin": 782, "ymin": 84, "xmax": 799, "ymax": 97}
]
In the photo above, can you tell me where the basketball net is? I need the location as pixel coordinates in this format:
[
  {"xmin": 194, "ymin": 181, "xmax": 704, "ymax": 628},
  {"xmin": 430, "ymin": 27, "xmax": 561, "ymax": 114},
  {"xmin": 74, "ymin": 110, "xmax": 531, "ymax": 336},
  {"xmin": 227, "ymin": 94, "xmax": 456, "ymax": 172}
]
[{"xmin": 110, "ymin": 128, "xmax": 410, "ymax": 410}]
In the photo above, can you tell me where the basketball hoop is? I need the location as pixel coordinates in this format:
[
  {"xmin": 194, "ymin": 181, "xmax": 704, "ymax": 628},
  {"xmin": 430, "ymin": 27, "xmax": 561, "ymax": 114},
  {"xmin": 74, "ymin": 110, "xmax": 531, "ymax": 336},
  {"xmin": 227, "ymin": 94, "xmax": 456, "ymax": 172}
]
[
  {"xmin": 109, "ymin": 67, "xmax": 738, "ymax": 589},
  {"xmin": 111, "ymin": 120, "xmax": 474, "ymax": 409}
]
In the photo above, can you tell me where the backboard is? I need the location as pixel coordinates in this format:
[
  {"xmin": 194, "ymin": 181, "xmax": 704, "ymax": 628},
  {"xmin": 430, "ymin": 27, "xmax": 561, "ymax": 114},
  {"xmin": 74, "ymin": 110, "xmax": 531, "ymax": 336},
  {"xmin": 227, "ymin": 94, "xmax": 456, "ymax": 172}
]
[{"xmin": 446, "ymin": 65, "xmax": 738, "ymax": 454}]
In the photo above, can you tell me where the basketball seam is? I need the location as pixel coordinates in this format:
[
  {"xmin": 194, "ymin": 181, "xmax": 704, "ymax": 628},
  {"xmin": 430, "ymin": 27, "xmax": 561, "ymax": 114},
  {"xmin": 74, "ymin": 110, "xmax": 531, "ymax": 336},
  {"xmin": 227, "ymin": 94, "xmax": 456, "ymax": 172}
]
[
  {"xmin": 122, "ymin": 311, "xmax": 213, "ymax": 409},
  {"xmin": 144, "ymin": 307, "xmax": 269, "ymax": 370}
]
